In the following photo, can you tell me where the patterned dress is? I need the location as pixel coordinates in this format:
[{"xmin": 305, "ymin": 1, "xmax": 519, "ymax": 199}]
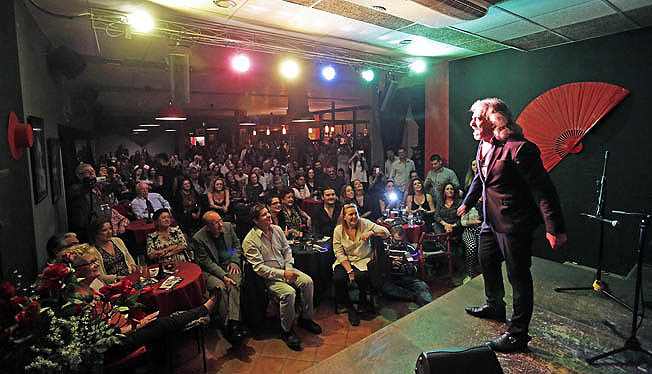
[
  {"xmin": 97, "ymin": 242, "xmax": 130, "ymax": 276},
  {"xmin": 146, "ymin": 226, "xmax": 188, "ymax": 263}
]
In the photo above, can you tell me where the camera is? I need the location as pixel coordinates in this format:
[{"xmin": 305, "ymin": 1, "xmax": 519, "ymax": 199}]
[{"xmin": 386, "ymin": 242, "xmax": 419, "ymax": 276}]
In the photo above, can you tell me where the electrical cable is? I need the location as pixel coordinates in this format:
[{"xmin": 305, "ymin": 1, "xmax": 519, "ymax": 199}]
[{"xmin": 26, "ymin": 0, "xmax": 90, "ymax": 19}]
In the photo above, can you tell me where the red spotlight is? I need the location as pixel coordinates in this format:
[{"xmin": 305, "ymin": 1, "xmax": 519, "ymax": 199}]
[{"xmin": 232, "ymin": 54, "xmax": 250, "ymax": 73}]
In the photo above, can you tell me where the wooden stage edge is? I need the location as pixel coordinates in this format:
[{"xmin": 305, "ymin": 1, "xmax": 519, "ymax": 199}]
[{"xmin": 304, "ymin": 257, "xmax": 652, "ymax": 374}]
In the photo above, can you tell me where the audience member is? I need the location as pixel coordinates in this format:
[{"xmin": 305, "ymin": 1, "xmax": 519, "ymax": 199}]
[
  {"xmin": 349, "ymin": 149, "xmax": 368, "ymax": 186},
  {"xmin": 245, "ymin": 172, "xmax": 265, "ymax": 203},
  {"xmin": 379, "ymin": 180, "xmax": 401, "ymax": 213},
  {"xmin": 131, "ymin": 182, "xmax": 172, "ymax": 220},
  {"xmin": 311, "ymin": 188, "xmax": 342, "ymax": 238},
  {"xmin": 243, "ymin": 204, "xmax": 322, "ymax": 351},
  {"xmin": 146, "ymin": 208, "xmax": 188, "ymax": 263},
  {"xmin": 433, "ymin": 183, "xmax": 462, "ymax": 235},
  {"xmin": 175, "ymin": 177, "xmax": 202, "ymax": 235},
  {"xmin": 405, "ymin": 178, "xmax": 436, "ymax": 219},
  {"xmin": 425, "ymin": 154, "xmax": 460, "ymax": 205},
  {"xmin": 280, "ymin": 189, "xmax": 311, "ymax": 239},
  {"xmin": 332, "ymin": 203, "xmax": 389, "ymax": 326},
  {"xmin": 207, "ymin": 177, "xmax": 230, "ymax": 217},
  {"xmin": 291, "ymin": 175, "xmax": 311, "ymax": 201},
  {"xmin": 339, "ymin": 184, "xmax": 354, "ymax": 205},
  {"xmin": 461, "ymin": 197, "xmax": 483, "ymax": 280},
  {"xmin": 322, "ymin": 166, "xmax": 346, "ymax": 194},
  {"xmin": 46, "ymin": 232, "xmax": 80, "ymax": 260},
  {"xmin": 88, "ymin": 217, "xmax": 137, "ymax": 284},
  {"xmin": 464, "ymin": 159, "xmax": 478, "ymax": 193},
  {"xmin": 352, "ymin": 179, "xmax": 380, "ymax": 220},
  {"xmin": 389, "ymin": 147, "xmax": 415, "ymax": 193},
  {"xmin": 191, "ymin": 211, "xmax": 245, "ymax": 347},
  {"xmin": 67, "ymin": 163, "xmax": 113, "ymax": 240}
]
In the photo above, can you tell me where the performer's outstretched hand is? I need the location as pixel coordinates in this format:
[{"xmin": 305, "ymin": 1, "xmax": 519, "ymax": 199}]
[
  {"xmin": 457, "ymin": 204, "xmax": 469, "ymax": 217},
  {"xmin": 546, "ymin": 232, "xmax": 567, "ymax": 249}
]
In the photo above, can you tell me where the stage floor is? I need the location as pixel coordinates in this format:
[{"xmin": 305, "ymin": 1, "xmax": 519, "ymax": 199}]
[{"xmin": 304, "ymin": 257, "xmax": 652, "ymax": 374}]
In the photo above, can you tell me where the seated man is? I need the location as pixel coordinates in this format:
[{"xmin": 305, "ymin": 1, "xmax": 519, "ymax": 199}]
[
  {"xmin": 242, "ymin": 204, "xmax": 322, "ymax": 351},
  {"xmin": 380, "ymin": 226, "xmax": 434, "ymax": 307},
  {"xmin": 46, "ymin": 232, "xmax": 80, "ymax": 260},
  {"xmin": 310, "ymin": 187, "xmax": 341, "ymax": 238},
  {"xmin": 191, "ymin": 211, "xmax": 245, "ymax": 347},
  {"xmin": 131, "ymin": 181, "xmax": 172, "ymax": 220}
]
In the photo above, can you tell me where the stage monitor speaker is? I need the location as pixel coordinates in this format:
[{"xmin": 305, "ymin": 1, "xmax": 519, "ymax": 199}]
[
  {"xmin": 380, "ymin": 80, "xmax": 397, "ymax": 112},
  {"xmin": 415, "ymin": 345, "xmax": 503, "ymax": 374},
  {"xmin": 47, "ymin": 46, "xmax": 86, "ymax": 80}
]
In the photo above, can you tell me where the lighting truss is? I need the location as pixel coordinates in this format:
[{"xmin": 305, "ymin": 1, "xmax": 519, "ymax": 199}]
[{"xmin": 89, "ymin": 8, "xmax": 410, "ymax": 73}]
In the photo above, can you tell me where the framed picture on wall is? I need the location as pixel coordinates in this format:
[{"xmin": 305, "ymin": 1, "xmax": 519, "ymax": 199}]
[
  {"xmin": 47, "ymin": 138, "xmax": 62, "ymax": 203},
  {"xmin": 28, "ymin": 116, "xmax": 48, "ymax": 204}
]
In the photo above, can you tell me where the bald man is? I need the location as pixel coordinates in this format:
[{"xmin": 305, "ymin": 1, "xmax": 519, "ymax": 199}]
[
  {"xmin": 131, "ymin": 182, "xmax": 171, "ymax": 219},
  {"xmin": 191, "ymin": 211, "xmax": 244, "ymax": 346}
]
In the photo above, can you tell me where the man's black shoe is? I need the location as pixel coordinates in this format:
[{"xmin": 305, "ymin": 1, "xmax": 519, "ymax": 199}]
[
  {"xmin": 280, "ymin": 328, "xmax": 302, "ymax": 351},
  {"xmin": 487, "ymin": 331, "xmax": 531, "ymax": 353},
  {"xmin": 223, "ymin": 321, "xmax": 245, "ymax": 346},
  {"xmin": 298, "ymin": 318, "xmax": 322, "ymax": 334},
  {"xmin": 348, "ymin": 309, "xmax": 360, "ymax": 326},
  {"xmin": 464, "ymin": 305, "xmax": 506, "ymax": 322}
]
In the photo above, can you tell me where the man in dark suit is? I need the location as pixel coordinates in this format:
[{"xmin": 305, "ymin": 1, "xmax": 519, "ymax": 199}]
[
  {"xmin": 458, "ymin": 98, "xmax": 567, "ymax": 353},
  {"xmin": 191, "ymin": 211, "xmax": 245, "ymax": 346}
]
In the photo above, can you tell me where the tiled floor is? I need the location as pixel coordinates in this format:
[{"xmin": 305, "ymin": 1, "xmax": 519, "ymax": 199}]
[{"xmin": 167, "ymin": 276, "xmax": 460, "ymax": 374}]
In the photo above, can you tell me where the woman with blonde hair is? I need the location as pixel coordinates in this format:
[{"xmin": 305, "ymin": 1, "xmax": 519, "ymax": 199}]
[
  {"xmin": 207, "ymin": 177, "xmax": 230, "ymax": 218},
  {"xmin": 464, "ymin": 159, "xmax": 478, "ymax": 193},
  {"xmin": 332, "ymin": 203, "xmax": 389, "ymax": 326}
]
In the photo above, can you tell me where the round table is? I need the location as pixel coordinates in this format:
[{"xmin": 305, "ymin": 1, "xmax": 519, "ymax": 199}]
[
  {"xmin": 126, "ymin": 261, "xmax": 206, "ymax": 317},
  {"xmin": 290, "ymin": 238, "xmax": 334, "ymax": 304},
  {"xmin": 301, "ymin": 199, "xmax": 322, "ymax": 215},
  {"xmin": 126, "ymin": 218, "xmax": 177, "ymax": 244}
]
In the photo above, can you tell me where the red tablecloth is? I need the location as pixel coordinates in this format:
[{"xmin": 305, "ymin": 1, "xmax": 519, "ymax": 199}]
[
  {"xmin": 126, "ymin": 261, "xmax": 205, "ymax": 317},
  {"xmin": 126, "ymin": 218, "xmax": 177, "ymax": 244},
  {"xmin": 301, "ymin": 199, "xmax": 322, "ymax": 215}
]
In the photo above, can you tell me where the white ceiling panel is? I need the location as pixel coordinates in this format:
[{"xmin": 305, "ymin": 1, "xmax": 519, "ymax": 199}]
[
  {"xmin": 478, "ymin": 20, "xmax": 545, "ymax": 41},
  {"xmin": 498, "ymin": 0, "xmax": 594, "ymax": 18},
  {"xmin": 610, "ymin": 0, "xmax": 652, "ymax": 12},
  {"xmin": 529, "ymin": 1, "xmax": 616, "ymax": 29}
]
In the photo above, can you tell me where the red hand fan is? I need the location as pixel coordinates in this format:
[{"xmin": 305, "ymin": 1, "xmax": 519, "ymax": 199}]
[{"xmin": 516, "ymin": 82, "xmax": 629, "ymax": 171}]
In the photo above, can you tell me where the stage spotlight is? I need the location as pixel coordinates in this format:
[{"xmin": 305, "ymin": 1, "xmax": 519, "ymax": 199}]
[
  {"xmin": 322, "ymin": 66, "xmax": 336, "ymax": 81},
  {"xmin": 280, "ymin": 60, "xmax": 299, "ymax": 78},
  {"xmin": 409, "ymin": 59, "xmax": 427, "ymax": 73},
  {"xmin": 232, "ymin": 54, "xmax": 250, "ymax": 73},
  {"xmin": 126, "ymin": 11, "xmax": 154, "ymax": 32},
  {"xmin": 388, "ymin": 192, "xmax": 398, "ymax": 202},
  {"xmin": 361, "ymin": 69, "xmax": 375, "ymax": 82}
]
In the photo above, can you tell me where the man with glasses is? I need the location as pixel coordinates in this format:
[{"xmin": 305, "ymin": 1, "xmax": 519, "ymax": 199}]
[
  {"xmin": 243, "ymin": 204, "xmax": 322, "ymax": 351},
  {"xmin": 191, "ymin": 211, "xmax": 245, "ymax": 347}
]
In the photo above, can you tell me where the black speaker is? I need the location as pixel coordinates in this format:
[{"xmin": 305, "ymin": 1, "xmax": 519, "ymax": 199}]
[
  {"xmin": 47, "ymin": 45, "xmax": 86, "ymax": 79},
  {"xmin": 415, "ymin": 345, "xmax": 503, "ymax": 374}
]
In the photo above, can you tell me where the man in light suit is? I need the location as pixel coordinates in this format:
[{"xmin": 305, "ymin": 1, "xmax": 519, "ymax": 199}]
[
  {"xmin": 191, "ymin": 211, "xmax": 244, "ymax": 346},
  {"xmin": 458, "ymin": 98, "xmax": 567, "ymax": 353}
]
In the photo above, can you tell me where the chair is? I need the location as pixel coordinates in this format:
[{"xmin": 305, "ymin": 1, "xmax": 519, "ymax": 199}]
[
  {"xmin": 166, "ymin": 311, "xmax": 210, "ymax": 373},
  {"xmin": 417, "ymin": 232, "xmax": 454, "ymax": 284}
]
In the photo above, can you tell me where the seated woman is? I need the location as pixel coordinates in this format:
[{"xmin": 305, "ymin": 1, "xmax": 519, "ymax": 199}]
[
  {"xmin": 463, "ymin": 159, "xmax": 478, "ymax": 194},
  {"xmin": 339, "ymin": 184, "xmax": 354, "ymax": 205},
  {"xmin": 333, "ymin": 203, "xmax": 389, "ymax": 326},
  {"xmin": 207, "ymin": 177, "xmax": 231, "ymax": 220},
  {"xmin": 352, "ymin": 179, "xmax": 381, "ymax": 221},
  {"xmin": 405, "ymin": 178, "xmax": 436, "ymax": 223},
  {"xmin": 378, "ymin": 180, "xmax": 401, "ymax": 214},
  {"xmin": 146, "ymin": 208, "xmax": 188, "ymax": 263},
  {"xmin": 175, "ymin": 177, "xmax": 202, "ymax": 235},
  {"xmin": 89, "ymin": 217, "xmax": 137, "ymax": 284},
  {"xmin": 58, "ymin": 244, "xmax": 217, "ymax": 364},
  {"xmin": 266, "ymin": 195, "xmax": 286, "ymax": 229},
  {"xmin": 280, "ymin": 189, "xmax": 311, "ymax": 239},
  {"xmin": 225, "ymin": 172, "xmax": 244, "ymax": 201},
  {"xmin": 433, "ymin": 183, "xmax": 463, "ymax": 235},
  {"xmin": 245, "ymin": 172, "xmax": 264, "ymax": 203},
  {"xmin": 461, "ymin": 197, "xmax": 484, "ymax": 280}
]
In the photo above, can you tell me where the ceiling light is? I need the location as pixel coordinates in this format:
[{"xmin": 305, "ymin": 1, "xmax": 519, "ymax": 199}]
[
  {"xmin": 155, "ymin": 101, "xmax": 187, "ymax": 121},
  {"xmin": 321, "ymin": 66, "xmax": 336, "ymax": 81},
  {"xmin": 164, "ymin": 129, "xmax": 177, "ymax": 132},
  {"xmin": 266, "ymin": 127, "xmax": 270, "ymax": 136},
  {"xmin": 132, "ymin": 129, "xmax": 148, "ymax": 132},
  {"xmin": 232, "ymin": 54, "xmax": 250, "ymax": 73},
  {"xmin": 409, "ymin": 59, "xmax": 427, "ymax": 73},
  {"xmin": 361, "ymin": 69, "xmax": 375, "ymax": 82},
  {"xmin": 252, "ymin": 129, "xmax": 257, "ymax": 136},
  {"xmin": 282, "ymin": 126, "xmax": 287, "ymax": 135},
  {"xmin": 213, "ymin": 0, "xmax": 236, "ymax": 8},
  {"xmin": 372, "ymin": 5, "xmax": 386, "ymax": 12},
  {"xmin": 126, "ymin": 11, "xmax": 154, "ymax": 33},
  {"xmin": 239, "ymin": 122, "xmax": 256, "ymax": 126},
  {"xmin": 139, "ymin": 123, "xmax": 160, "ymax": 127},
  {"xmin": 207, "ymin": 127, "xmax": 219, "ymax": 131},
  {"xmin": 308, "ymin": 128, "xmax": 313, "ymax": 134},
  {"xmin": 280, "ymin": 60, "xmax": 299, "ymax": 79}
]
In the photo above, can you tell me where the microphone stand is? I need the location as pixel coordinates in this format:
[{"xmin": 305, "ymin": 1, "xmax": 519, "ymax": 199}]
[
  {"xmin": 587, "ymin": 210, "xmax": 652, "ymax": 364},
  {"xmin": 554, "ymin": 150, "xmax": 631, "ymax": 311}
]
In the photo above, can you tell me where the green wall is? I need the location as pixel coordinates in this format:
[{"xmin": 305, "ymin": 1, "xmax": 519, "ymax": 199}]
[{"xmin": 449, "ymin": 27, "xmax": 652, "ymax": 275}]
